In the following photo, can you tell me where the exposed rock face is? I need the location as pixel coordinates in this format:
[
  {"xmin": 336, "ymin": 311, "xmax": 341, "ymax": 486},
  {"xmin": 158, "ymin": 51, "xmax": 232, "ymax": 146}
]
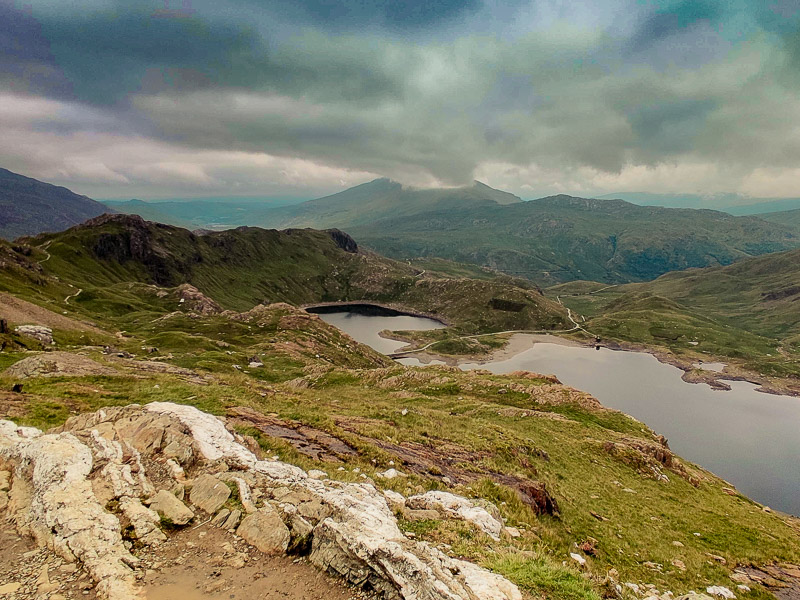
[
  {"xmin": 0, "ymin": 421, "xmax": 143, "ymax": 600},
  {"xmin": 326, "ymin": 229, "xmax": 359, "ymax": 253},
  {"xmin": 0, "ymin": 403, "xmax": 522, "ymax": 600},
  {"xmin": 14, "ymin": 325, "xmax": 54, "ymax": 345},
  {"xmin": 148, "ymin": 489, "xmax": 194, "ymax": 526},
  {"xmin": 3, "ymin": 352, "xmax": 118, "ymax": 379},
  {"xmin": 406, "ymin": 491, "xmax": 504, "ymax": 540},
  {"xmin": 176, "ymin": 284, "xmax": 223, "ymax": 315},
  {"xmin": 189, "ymin": 473, "xmax": 231, "ymax": 514},
  {"xmin": 602, "ymin": 437, "xmax": 700, "ymax": 486}
]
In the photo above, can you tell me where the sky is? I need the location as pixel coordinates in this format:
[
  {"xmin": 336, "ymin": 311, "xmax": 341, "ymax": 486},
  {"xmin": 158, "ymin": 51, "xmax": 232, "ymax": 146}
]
[{"xmin": 1, "ymin": 0, "xmax": 800, "ymax": 200}]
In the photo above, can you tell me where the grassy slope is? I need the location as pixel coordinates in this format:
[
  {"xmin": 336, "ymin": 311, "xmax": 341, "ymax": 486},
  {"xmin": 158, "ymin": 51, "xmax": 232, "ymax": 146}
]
[
  {"xmin": 757, "ymin": 208, "xmax": 800, "ymax": 228},
  {"xmin": 0, "ymin": 167, "xmax": 110, "ymax": 239},
  {"xmin": 550, "ymin": 249, "xmax": 800, "ymax": 378},
  {"xmin": 1, "ymin": 219, "xmax": 799, "ymax": 599},
  {"xmin": 12, "ymin": 215, "xmax": 568, "ymax": 336},
  {"xmin": 258, "ymin": 178, "xmax": 522, "ymax": 230},
  {"xmin": 349, "ymin": 197, "xmax": 800, "ymax": 286},
  {"xmin": 0, "ymin": 302, "xmax": 798, "ymax": 600}
]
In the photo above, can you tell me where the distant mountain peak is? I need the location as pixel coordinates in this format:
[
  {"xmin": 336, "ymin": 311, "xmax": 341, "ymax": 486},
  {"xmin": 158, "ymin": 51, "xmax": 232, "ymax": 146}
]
[{"xmin": 0, "ymin": 167, "xmax": 111, "ymax": 240}]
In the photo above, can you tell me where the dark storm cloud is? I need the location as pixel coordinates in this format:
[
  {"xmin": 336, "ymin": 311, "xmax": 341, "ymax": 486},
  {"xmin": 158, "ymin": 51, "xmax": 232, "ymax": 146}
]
[
  {"xmin": 2, "ymin": 0, "xmax": 800, "ymax": 197},
  {"xmin": 628, "ymin": 0, "xmax": 722, "ymax": 51},
  {"xmin": 269, "ymin": 0, "xmax": 483, "ymax": 30}
]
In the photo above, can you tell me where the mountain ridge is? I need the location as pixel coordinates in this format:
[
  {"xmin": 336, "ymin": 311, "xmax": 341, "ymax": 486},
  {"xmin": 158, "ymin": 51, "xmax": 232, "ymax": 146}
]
[{"xmin": 0, "ymin": 167, "xmax": 112, "ymax": 240}]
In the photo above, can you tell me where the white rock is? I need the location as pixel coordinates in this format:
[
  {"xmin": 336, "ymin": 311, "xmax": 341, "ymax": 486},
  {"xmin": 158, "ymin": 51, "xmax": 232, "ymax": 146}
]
[
  {"xmin": 377, "ymin": 468, "xmax": 403, "ymax": 480},
  {"xmin": 0, "ymin": 425, "xmax": 142, "ymax": 600},
  {"xmin": 707, "ymin": 587, "xmax": 736, "ymax": 599},
  {"xmin": 570, "ymin": 552, "xmax": 587, "ymax": 567},
  {"xmin": 14, "ymin": 325, "xmax": 54, "ymax": 345},
  {"xmin": 146, "ymin": 402, "xmax": 257, "ymax": 468},
  {"xmin": 308, "ymin": 470, "xmax": 328, "ymax": 480},
  {"xmin": 383, "ymin": 490, "xmax": 406, "ymax": 508},
  {"xmin": 1, "ymin": 403, "xmax": 523, "ymax": 600},
  {"xmin": 407, "ymin": 491, "xmax": 504, "ymax": 540}
]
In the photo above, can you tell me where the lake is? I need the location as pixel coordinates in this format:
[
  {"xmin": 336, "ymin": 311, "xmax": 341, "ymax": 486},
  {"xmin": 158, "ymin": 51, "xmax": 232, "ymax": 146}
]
[
  {"xmin": 318, "ymin": 311, "xmax": 800, "ymax": 516},
  {"xmin": 316, "ymin": 311, "xmax": 445, "ymax": 354}
]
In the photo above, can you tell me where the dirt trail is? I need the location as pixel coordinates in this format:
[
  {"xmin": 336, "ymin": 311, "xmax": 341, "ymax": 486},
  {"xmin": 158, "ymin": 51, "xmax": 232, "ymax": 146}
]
[
  {"xmin": 144, "ymin": 523, "xmax": 370, "ymax": 600},
  {"xmin": 0, "ymin": 292, "xmax": 104, "ymax": 333},
  {"xmin": 0, "ymin": 522, "xmax": 99, "ymax": 599}
]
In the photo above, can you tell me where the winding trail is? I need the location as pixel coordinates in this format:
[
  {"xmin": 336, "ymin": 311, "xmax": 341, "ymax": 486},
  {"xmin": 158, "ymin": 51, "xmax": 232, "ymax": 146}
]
[
  {"xmin": 64, "ymin": 286, "xmax": 82, "ymax": 305},
  {"xmin": 555, "ymin": 296, "xmax": 597, "ymax": 337},
  {"xmin": 36, "ymin": 241, "xmax": 52, "ymax": 265}
]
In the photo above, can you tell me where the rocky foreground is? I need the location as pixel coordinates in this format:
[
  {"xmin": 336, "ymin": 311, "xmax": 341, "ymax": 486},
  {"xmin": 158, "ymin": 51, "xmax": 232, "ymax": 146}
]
[{"xmin": 0, "ymin": 401, "xmax": 525, "ymax": 600}]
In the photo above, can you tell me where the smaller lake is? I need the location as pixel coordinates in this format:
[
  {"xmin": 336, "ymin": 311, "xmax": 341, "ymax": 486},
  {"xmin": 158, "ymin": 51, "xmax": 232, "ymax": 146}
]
[
  {"xmin": 316, "ymin": 311, "xmax": 444, "ymax": 355},
  {"xmin": 318, "ymin": 311, "xmax": 800, "ymax": 517}
]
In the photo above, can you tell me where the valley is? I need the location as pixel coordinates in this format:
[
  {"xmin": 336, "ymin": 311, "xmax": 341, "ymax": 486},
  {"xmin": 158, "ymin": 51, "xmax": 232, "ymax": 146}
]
[
  {"xmin": 104, "ymin": 177, "xmax": 800, "ymax": 287},
  {"xmin": 316, "ymin": 309, "xmax": 800, "ymax": 515},
  {"xmin": 1, "ymin": 214, "xmax": 799, "ymax": 600}
]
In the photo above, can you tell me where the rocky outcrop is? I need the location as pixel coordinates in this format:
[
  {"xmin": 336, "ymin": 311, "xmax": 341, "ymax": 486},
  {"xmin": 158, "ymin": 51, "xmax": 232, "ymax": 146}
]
[
  {"xmin": 0, "ymin": 403, "xmax": 522, "ymax": 600},
  {"xmin": 0, "ymin": 421, "xmax": 143, "ymax": 600},
  {"xmin": 326, "ymin": 229, "xmax": 359, "ymax": 253},
  {"xmin": 3, "ymin": 351, "xmax": 118, "ymax": 379},
  {"xmin": 176, "ymin": 284, "xmax": 223, "ymax": 315},
  {"xmin": 14, "ymin": 325, "xmax": 54, "ymax": 345},
  {"xmin": 406, "ymin": 491, "xmax": 504, "ymax": 540},
  {"xmin": 602, "ymin": 437, "xmax": 700, "ymax": 486}
]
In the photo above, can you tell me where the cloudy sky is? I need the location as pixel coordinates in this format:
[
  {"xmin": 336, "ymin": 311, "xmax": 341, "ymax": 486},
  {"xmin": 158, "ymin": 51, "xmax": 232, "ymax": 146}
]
[{"xmin": 2, "ymin": 0, "xmax": 799, "ymax": 200}]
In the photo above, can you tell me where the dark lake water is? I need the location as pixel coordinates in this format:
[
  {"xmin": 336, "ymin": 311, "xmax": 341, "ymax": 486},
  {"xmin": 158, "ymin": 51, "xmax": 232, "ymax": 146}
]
[{"xmin": 319, "ymin": 312, "xmax": 800, "ymax": 516}]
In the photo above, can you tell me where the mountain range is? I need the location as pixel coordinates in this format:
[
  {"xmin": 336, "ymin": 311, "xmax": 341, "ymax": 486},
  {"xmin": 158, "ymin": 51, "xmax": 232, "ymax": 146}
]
[
  {"xmin": 0, "ymin": 168, "xmax": 110, "ymax": 239},
  {"xmin": 3, "ymin": 168, "xmax": 800, "ymax": 288},
  {"xmin": 243, "ymin": 178, "xmax": 800, "ymax": 285}
]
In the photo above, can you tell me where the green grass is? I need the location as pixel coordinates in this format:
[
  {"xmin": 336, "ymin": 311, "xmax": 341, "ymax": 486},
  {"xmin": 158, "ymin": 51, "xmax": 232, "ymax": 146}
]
[
  {"xmin": 487, "ymin": 552, "xmax": 601, "ymax": 600},
  {"xmin": 1, "ymin": 217, "xmax": 800, "ymax": 600},
  {"xmin": 548, "ymin": 250, "xmax": 800, "ymax": 380}
]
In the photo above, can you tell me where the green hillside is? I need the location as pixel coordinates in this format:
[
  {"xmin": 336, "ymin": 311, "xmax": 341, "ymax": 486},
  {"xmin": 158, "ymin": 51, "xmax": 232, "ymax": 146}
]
[
  {"xmin": 259, "ymin": 178, "xmax": 522, "ymax": 229},
  {"xmin": 1, "ymin": 213, "xmax": 799, "ymax": 600},
  {"xmin": 6, "ymin": 214, "xmax": 569, "ymax": 337},
  {"xmin": 242, "ymin": 181, "xmax": 800, "ymax": 286},
  {"xmin": 551, "ymin": 248, "xmax": 800, "ymax": 381},
  {"xmin": 349, "ymin": 196, "xmax": 799, "ymax": 285},
  {"xmin": 756, "ymin": 208, "xmax": 800, "ymax": 228},
  {"xmin": 0, "ymin": 167, "xmax": 110, "ymax": 239}
]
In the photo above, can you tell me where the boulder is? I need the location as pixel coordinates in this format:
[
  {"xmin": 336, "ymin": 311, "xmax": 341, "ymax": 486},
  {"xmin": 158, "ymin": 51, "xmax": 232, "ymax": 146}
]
[
  {"xmin": 3, "ymin": 352, "xmax": 117, "ymax": 379},
  {"xmin": 237, "ymin": 506, "xmax": 290, "ymax": 555},
  {"xmin": 223, "ymin": 509, "xmax": 242, "ymax": 530},
  {"xmin": 149, "ymin": 489, "xmax": 194, "ymax": 526},
  {"xmin": 406, "ymin": 490, "xmax": 504, "ymax": 540},
  {"xmin": 0, "ymin": 402, "xmax": 524, "ymax": 600},
  {"xmin": 189, "ymin": 474, "xmax": 231, "ymax": 514},
  {"xmin": 119, "ymin": 497, "xmax": 167, "ymax": 544},
  {"xmin": 14, "ymin": 325, "xmax": 53, "ymax": 345}
]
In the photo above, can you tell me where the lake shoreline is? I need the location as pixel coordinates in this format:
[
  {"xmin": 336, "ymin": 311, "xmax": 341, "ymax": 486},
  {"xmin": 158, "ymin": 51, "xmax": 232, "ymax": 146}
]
[{"xmin": 393, "ymin": 331, "xmax": 800, "ymax": 398}]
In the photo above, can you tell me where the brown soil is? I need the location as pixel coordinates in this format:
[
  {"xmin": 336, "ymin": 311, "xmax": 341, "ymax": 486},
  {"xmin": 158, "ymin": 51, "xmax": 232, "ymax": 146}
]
[
  {"xmin": 0, "ymin": 292, "xmax": 106, "ymax": 334},
  {"xmin": 143, "ymin": 522, "xmax": 371, "ymax": 600},
  {"xmin": 0, "ymin": 522, "xmax": 99, "ymax": 599}
]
